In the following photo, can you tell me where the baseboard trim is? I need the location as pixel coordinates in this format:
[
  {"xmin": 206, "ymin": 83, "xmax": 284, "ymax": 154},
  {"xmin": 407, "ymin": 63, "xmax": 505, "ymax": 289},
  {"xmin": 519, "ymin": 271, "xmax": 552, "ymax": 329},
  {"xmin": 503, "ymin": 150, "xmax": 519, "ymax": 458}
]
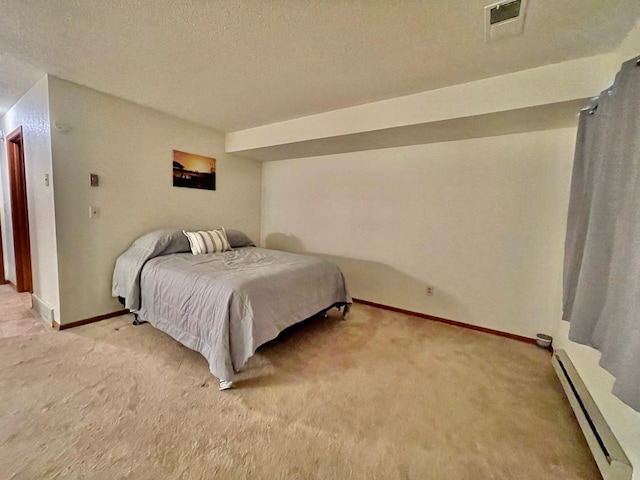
[
  {"xmin": 52, "ymin": 301, "xmax": 534, "ymax": 344},
  {"xmin": 53, "ymin": 309, "xmax": 129, "ymax": 331},
  {"xmin": 32, "ymin": 294, "xmax": 54, "ymax": 325},
  {"xmin": 352, "ymin": 298, "xmax": 536, "ymax": 345}
]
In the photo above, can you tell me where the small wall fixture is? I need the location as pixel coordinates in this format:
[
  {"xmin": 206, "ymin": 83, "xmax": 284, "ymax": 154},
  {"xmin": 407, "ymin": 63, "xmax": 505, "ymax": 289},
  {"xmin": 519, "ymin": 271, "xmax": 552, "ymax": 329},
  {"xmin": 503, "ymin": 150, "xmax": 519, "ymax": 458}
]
[
  {"xmin": 0, "ymin": 130, "xmax": 4, "ymax": 141},
  {"xmin": 53, "ymin": 120, "xmax": 70, "ymax": 132}
]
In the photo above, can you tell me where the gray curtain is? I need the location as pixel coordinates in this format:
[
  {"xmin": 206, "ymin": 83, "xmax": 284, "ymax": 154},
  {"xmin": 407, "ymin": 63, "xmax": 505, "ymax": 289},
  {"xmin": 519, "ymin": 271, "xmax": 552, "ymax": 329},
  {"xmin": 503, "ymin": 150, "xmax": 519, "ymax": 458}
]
[{"xmin": 563, "ymin": 55, "xmax": 640, "ymax": 412}]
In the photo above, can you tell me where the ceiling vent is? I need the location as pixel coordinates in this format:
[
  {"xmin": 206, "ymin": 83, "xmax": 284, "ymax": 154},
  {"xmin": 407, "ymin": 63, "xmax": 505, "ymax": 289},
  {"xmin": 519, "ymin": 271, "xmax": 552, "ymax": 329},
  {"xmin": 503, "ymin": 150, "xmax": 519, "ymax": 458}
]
[{"xmin": 484, "ymin": 0, "xmax": 528, "ymax": 43}]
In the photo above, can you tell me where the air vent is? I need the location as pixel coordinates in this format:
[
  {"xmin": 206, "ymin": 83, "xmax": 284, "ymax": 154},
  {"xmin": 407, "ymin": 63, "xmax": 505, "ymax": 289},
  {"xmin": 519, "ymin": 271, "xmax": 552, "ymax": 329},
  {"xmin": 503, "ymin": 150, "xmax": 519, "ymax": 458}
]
[
  {"xmin": 490, "ymin": 0, "xmax": 521, "ymax": 25},
  {"xmin": 484, "ymin": 0, "xmax": 528, "ymax": 43}
]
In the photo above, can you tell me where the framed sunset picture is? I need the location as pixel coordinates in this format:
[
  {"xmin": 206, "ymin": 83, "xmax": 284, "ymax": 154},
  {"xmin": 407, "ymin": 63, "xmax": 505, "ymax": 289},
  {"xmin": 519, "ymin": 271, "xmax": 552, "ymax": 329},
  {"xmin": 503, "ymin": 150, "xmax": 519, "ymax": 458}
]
[{"xmin": 172, "ymin": 150, "xmax": 216, "ymax": 191}]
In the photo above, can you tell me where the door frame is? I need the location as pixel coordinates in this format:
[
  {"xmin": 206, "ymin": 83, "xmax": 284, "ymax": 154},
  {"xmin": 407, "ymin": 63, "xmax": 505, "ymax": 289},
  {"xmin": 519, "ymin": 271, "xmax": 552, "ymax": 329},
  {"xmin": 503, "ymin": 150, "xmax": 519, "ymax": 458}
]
[
  {"xmin": 6, "ymin": 126, "xmax": 33, "ymax": 293},
  {"xmin": 0, "ymin": 213, "xmax": 5, "ymax": 285}
]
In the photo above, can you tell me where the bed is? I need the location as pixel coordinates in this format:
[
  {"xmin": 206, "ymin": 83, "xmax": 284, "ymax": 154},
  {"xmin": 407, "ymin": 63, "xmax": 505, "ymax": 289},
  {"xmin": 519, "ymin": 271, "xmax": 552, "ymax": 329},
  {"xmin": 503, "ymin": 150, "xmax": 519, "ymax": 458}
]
[{"xmin": 112, "ymin": 229, "xmax": 351, "ymax": 390}]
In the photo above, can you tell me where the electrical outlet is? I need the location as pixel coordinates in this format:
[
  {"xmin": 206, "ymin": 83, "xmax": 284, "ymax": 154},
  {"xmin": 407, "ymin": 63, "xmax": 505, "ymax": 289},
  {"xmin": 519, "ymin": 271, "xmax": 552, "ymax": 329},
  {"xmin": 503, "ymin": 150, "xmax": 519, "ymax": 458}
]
[{"xmin": 426, "ymin": 285, "xmax": 434, "ymax": 296}]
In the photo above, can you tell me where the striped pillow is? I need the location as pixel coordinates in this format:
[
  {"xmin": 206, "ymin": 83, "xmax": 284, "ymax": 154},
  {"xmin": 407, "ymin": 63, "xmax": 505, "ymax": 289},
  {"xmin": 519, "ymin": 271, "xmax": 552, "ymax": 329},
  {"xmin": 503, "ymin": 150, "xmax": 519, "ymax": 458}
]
[{"xmin": 183, "ymin": 228, "xmax": 232, "ymax": 254}]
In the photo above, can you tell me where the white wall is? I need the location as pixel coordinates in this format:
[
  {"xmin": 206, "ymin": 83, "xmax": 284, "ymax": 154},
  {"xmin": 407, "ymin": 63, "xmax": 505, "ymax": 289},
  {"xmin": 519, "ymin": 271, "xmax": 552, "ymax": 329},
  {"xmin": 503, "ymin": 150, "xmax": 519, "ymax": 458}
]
[
  {"xmin": 47, "ymin": 77, "xmax": 262, "ymax": 325},
  {"xmin": 615, "ymin": 19, "xmax": 640, "ymax": 64},
  {"xmin": 0, "ymin": 76, "xmax": 60, "ymax": 320},
  {"xmin": 262, "ymin": 128, "xmax": 576, "ymax": 339}
]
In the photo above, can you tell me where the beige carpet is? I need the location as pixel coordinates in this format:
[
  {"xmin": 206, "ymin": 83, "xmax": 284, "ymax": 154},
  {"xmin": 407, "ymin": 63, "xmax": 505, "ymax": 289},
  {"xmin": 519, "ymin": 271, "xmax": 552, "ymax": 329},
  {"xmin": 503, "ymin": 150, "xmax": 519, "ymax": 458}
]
[{"xmin": 0, "ymin": 285, "xmax": 600, "ymax": 479}]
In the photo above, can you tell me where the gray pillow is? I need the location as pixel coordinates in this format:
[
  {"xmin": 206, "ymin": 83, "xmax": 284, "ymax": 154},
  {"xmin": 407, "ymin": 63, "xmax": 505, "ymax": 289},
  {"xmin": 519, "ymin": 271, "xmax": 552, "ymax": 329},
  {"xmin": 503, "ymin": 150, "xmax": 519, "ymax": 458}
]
[
  {"xmin": 133, "ymin": 229, "xmax": 191, "ymax": 255},
  {"xmin": 225, "ymin": 229, "xmax": 256, "ymax": 248},
  {"xmin": 161, "ymin": 230, "xmax": 191, "ymax": 254},
  {"xmin": 134, "ymin": 228, "xmax": 254, "ymax": 252},
  {"xmin": 112, "ymin": 229, "xmax": 190, "ymax": 311}
]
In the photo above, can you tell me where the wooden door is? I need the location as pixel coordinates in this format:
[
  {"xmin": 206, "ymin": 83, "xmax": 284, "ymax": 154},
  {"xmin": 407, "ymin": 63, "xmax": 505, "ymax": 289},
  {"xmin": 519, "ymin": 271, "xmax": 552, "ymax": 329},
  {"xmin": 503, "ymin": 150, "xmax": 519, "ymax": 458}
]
[{"xmin": 6, "ymin": 127, "xmax": 32, "ymax": 293}]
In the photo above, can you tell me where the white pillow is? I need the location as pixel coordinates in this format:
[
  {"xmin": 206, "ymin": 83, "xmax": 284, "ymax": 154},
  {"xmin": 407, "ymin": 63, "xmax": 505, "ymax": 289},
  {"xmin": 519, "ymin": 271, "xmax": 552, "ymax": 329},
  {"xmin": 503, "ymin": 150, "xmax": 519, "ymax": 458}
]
[{"xmin": 183, "ymin": 228, "xmax": 232, "ymax": 254}]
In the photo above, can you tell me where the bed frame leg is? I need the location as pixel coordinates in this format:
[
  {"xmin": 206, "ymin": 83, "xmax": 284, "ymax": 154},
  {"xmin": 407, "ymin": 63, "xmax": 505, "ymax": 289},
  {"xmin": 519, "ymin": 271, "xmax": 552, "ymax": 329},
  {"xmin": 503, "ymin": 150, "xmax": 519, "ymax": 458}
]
[
  {"xmin": 342, "ymin": 303, "xmax": 351, "ymax": 319},
  {"xmin": 132, "ymin": 314, "xmax": 147, "ymax": 326}
]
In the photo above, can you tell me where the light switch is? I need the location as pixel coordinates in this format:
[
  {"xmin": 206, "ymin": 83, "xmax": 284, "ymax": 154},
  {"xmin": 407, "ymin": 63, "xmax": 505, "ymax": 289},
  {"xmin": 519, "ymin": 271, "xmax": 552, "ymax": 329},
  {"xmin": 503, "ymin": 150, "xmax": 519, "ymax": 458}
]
[
  {"xmin": 44, "ymin": 174, "xmax": 49, "ymax": 187},
  {"xmin": 89, "ymin": 206, "xmax": 100, "ymax": 219}
]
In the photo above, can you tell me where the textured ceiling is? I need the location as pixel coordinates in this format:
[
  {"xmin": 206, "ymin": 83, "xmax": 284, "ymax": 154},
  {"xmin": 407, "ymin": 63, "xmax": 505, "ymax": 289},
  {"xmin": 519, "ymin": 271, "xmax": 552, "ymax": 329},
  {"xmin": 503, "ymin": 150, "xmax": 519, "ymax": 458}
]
[{"xmin": 0, "ymin": 0, "xmax": 638, "ymax": 132}]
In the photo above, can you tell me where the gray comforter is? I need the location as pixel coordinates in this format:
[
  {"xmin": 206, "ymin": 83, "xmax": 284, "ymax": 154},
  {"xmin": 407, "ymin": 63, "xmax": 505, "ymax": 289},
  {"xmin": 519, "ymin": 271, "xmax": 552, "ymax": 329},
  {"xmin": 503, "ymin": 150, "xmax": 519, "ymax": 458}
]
[
  {"xmin": 114, "ymin": 232, "xmax": 350, "ymax": 382},
  {"xmin": 112, "ymin": 229, "xmax": 255, "ymax": 311}
]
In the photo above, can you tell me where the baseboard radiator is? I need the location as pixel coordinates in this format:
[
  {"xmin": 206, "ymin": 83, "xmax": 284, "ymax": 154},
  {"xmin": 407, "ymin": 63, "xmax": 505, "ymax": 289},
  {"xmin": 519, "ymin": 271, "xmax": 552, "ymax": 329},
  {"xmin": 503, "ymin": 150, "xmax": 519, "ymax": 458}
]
[{"xmin": 552, "ymin": 350, "xmax": 632, "ymax": 480}]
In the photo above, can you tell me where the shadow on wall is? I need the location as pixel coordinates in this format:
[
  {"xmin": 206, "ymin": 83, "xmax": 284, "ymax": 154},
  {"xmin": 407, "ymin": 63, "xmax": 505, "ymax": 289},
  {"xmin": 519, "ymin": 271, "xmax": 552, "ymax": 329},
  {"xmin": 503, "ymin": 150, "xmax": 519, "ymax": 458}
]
[
  {"xmin": 264, "ymin": 233, "xmax": 307, "ymax": 253},
  {"xmin": 264, "ymin": 233, "xmax": 471, "ymax": 325}
]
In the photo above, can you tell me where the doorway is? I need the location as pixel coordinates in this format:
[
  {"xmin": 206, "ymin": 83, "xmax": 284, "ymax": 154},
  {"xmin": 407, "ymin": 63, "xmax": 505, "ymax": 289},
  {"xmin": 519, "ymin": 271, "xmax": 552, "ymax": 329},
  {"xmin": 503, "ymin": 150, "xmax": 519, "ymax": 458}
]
[{"xmin": 6, "ymin": 127, "xmax": 33, "ymax": 293}]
